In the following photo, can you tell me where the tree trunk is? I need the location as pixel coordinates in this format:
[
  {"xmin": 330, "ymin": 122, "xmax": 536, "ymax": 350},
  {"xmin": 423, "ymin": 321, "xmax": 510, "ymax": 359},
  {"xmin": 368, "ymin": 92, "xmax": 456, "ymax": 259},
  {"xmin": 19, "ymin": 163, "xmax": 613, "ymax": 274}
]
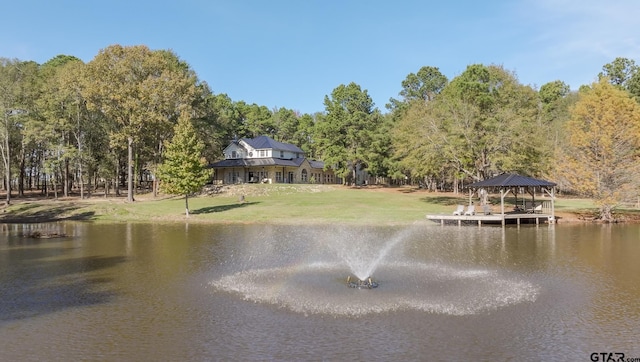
[
  {"xmin": 28, "ymin": 164, "xmax": 33, "ymax": 191},
  {"xmin": 64, "ymin": 159, "xmax": 69, "ymax": 197},
  {"xmin": 115, "ymin": 158, "xmax": 120, "ymax": 197},
  {"xmin": 76, "ymin": 108, "xmax": 85, "ymax": 199},
  {"xmin": 53, "ymin": 173, "xmax": 58, "ymax": 199},
  {"xmin": 78, "ymin": 164, "xmax": 84, "ymax": 199},
  {"xmin": 352, "ymin": 166, "xmax": 357, "ymax": 186},
  {"xmin": 154, "ymin": 140, "xmax": 162, "ymax": 198},
  {"xmin": 3, "ymin": 114, "xmax": 11, "ymax": 205},
  {"xmin": 153, "ymin": 177, "xmax": 158, "ymax": 198},
  {"xmin": 127, "ymin": 136, "xmax": 134, "ymax": 202},
  {"xmin": 19, "ymin": 153, "xmax": 25, "ymax": 197},
  {"xmin": 185, "ymin": 194, "xmax": 190, "ymax": 217}
]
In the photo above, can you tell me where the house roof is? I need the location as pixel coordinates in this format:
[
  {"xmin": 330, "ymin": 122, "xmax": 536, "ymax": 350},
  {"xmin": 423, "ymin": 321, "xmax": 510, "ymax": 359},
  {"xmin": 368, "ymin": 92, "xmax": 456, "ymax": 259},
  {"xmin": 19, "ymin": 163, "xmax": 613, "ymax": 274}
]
[
  {"xmin": 243, "ymin": 135, "xmax": 304, "ymax": 153},
  {"xmin": 210, "ymin": 157, "xmax": 307, "ymax": 168},
  {"xmin": 468, "ymin": 173, "xmax": 556, "ymax": 188},
  {"xmin": 308, "ymin": 160, "xmax": 325, "ymax": 169}
]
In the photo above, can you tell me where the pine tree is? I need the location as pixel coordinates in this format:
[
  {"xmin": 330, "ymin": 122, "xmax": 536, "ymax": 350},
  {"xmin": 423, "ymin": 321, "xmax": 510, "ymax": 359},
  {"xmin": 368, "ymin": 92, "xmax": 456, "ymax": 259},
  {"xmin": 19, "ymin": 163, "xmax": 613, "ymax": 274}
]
[{"xmin": 157, "ymin": 112, "xmax": 211, "ymax": 216}]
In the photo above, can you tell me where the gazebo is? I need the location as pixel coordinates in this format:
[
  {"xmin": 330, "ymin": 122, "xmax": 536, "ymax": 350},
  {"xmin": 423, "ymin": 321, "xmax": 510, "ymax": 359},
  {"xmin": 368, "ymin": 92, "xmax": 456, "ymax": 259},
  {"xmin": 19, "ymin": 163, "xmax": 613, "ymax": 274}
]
[
  {"xmin": 468, "ymin": 173, "xmax": 557, "ymax": 221},
  {"xmin": 426, "ymin": 173, "xmax": 558, "ymax": 226}
]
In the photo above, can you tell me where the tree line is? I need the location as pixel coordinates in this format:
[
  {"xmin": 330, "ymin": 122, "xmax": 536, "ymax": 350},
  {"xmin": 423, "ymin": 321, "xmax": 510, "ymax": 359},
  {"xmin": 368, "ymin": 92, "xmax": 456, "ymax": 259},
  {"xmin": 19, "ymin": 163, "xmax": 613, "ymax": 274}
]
[{"xmin": 1, "ymin": 45, "xmax": 639, "ymax": 220}]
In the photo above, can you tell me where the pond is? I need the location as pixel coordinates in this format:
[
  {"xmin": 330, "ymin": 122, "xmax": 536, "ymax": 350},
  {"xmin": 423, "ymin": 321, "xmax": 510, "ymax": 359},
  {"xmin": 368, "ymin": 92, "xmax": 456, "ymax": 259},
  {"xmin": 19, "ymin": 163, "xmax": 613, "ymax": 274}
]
[{"xmin": 1, "ymin": 222, "xmax": 639, "ymax": 361}]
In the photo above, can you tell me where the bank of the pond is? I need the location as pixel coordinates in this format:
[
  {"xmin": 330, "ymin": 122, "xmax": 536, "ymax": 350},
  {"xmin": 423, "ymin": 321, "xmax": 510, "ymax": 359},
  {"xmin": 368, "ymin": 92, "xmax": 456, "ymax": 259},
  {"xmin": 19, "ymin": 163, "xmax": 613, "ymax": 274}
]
[{"xmin": 1, "ymin": 184, "xmax": 638, "ymax": 224}]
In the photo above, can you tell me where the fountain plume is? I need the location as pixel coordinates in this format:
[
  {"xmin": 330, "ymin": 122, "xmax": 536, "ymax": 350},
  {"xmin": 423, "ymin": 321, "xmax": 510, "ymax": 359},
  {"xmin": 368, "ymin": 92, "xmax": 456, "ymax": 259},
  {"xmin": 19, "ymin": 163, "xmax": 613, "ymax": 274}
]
[{"xmin": 211, "ymin": 224, "xmax": 540, "ymax": 316}]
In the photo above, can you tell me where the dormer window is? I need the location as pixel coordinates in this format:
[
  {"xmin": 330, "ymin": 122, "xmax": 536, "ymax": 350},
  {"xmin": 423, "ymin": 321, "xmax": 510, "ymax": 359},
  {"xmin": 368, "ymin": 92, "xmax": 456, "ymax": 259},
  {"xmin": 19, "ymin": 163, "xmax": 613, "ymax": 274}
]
[
  {"xmin": 232, "ymin": 151, "xmax": 237, "ymax": 158},
  {"xmin": 280, "ymin": 151, "xmax": 284, "ymax": 158}
]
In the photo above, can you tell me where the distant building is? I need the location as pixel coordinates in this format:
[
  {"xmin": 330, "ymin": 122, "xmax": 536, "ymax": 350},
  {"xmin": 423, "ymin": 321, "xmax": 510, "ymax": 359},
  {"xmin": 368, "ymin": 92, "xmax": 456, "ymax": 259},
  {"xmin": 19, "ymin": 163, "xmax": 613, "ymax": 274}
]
[{"xmin": 209, "ymin": 135, "xmax": 339, "ymax": 184}]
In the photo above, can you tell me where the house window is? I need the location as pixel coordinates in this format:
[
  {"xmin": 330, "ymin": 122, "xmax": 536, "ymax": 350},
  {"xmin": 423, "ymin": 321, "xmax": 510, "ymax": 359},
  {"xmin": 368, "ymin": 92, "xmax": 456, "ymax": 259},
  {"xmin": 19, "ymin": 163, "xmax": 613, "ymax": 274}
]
[
  {"xmin": 249, "ymin": 152, "xmax": 253, "ymax": 157},
  {"xmin": 228, "ymin": 171, "xmax": 240, "ymax": 184},
  {"xmin": 301, "ymin": 169, "xmax": 308, "ymax": 182},
  {"xmin": 231, "ymin": 151, "xmax": 237, "ymax": 158},
  {"xmin": 325, "ymin": 174, "xmax": 333, "ymax": 184},
  {"xmin": 259, "ymin": 150, "xmax": 265, "ymax": 157},
  {"xmin": 276, "ymin": 171, "xmax": 282, "ymax": 182},
  {"xmin": 280, "ymin": 151, "xmax": 284, "ymax": 158}
]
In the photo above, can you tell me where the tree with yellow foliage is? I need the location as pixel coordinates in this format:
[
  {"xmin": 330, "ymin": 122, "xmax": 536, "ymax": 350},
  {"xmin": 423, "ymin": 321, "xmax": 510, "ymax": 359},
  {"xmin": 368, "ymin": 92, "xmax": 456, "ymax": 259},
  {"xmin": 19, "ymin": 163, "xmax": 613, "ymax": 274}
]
[{"xmin": 558, "ymin": 79, "xmax": 640, "ymax": 221}]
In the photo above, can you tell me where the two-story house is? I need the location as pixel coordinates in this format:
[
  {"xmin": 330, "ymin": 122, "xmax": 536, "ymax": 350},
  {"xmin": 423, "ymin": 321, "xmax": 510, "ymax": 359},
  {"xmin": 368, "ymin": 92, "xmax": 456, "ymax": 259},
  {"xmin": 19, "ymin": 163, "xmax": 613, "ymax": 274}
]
[{"xmin": 209, "ymin": 135, "xmax": 338, "ymax": 184}]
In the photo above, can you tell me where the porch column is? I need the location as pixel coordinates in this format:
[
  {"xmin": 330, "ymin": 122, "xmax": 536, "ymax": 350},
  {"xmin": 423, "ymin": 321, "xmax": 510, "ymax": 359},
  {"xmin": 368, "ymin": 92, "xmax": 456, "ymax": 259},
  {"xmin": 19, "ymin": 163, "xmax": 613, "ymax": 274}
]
[{"xmin": 551, "ymin": 186, "xmax": 556, "ymax": 222}]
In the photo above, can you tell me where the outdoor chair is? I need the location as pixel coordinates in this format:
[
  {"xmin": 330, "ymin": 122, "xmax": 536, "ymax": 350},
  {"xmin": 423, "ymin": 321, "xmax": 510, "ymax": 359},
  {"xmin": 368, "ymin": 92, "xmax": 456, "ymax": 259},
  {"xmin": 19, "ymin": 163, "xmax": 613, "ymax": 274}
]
[
  {"xmin": 482, "ymin": 204, "xmax": 492, "ymax": 215},
  {"xmin": 464, "ymin": 205, "xmax": 476, "ymax": 215},
  {"xmin": 453, "ymin": 205, "xmax": 465, "ymax": 215},
  {"xmin": 527, "ymin": 204, "xmax": 543, "ymax": 214}
]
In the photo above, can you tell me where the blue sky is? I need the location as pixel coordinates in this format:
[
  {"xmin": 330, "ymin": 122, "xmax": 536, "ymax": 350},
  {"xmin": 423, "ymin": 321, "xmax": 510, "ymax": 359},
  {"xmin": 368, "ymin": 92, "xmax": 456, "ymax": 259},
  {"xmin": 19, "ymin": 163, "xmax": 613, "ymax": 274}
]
[{"xmin": 2, "ymin": 0, "xmax": 639, "ymax": 115}]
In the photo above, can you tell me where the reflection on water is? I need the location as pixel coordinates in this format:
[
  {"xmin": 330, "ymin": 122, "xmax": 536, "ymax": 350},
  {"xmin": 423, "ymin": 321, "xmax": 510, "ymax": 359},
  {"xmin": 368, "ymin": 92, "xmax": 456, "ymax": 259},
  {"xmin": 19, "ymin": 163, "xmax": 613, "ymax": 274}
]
[{"xmin": 0, "ymin": 222, "xmax": 639, "ymax": 360}]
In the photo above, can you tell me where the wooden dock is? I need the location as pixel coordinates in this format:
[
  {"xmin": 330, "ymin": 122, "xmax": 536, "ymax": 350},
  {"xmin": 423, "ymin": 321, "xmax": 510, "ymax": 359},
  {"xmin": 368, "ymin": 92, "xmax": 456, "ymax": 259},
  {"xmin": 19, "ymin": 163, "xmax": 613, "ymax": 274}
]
[{"xmin": 426, "ymin": 212, "xmax": 555, "ymax": 226}]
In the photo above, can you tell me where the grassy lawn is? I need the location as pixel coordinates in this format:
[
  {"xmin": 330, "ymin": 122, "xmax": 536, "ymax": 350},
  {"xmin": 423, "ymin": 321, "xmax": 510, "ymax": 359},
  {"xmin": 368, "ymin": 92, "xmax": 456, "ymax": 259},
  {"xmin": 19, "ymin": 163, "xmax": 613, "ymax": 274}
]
[
  {"xmin": 118, "ymin": 186, "xmax": 447, "ymax": 224},
  {"xmin": 0, "ymin": 184, "xmax": 625, "ymax": 225}
]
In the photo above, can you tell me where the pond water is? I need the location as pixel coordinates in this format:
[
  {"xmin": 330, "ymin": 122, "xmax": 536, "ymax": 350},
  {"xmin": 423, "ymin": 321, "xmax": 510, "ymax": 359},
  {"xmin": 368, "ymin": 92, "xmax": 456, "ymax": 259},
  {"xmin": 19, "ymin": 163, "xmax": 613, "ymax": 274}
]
[{"xmin": 0, "ymin": 222, "xmax": 639, "ymax": 361}]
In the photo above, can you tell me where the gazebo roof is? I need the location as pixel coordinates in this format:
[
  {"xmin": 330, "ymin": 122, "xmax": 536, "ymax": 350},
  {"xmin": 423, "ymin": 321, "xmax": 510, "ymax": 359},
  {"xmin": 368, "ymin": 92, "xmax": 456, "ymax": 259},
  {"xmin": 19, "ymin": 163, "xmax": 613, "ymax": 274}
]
[{"xmin": 468, "ymin": 173, "xmax": 556, "ymax": 188}]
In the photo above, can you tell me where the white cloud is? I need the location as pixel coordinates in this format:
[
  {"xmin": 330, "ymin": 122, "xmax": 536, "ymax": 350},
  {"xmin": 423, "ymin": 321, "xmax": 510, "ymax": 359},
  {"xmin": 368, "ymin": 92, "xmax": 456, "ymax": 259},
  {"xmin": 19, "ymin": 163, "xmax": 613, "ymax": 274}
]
[
  {"xmin": 527, "ymin": 0, "xmax": 640, "ymax": 58},
  {"xmin": 507, "ymin": 0, "xmax": 640, "ymax": 88}
]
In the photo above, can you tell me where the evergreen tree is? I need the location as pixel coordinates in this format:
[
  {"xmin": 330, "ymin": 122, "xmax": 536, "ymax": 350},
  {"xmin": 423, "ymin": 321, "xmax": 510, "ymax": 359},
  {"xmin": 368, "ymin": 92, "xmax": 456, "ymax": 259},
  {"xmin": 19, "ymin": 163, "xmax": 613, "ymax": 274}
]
[
  {"xmin": 157, "ymin": 113, "xmax": 211, "ymax": 216},
  {"xmin": 387, "ymin": 65, "xmax": 448, "ymax": 110},
  {"xmin": 599, "ymin": 57, "xmax": 640, "ymax": 101},
  {"xmin": 316, "ymin": 82, "xmax": 380, "ymax": 184}
]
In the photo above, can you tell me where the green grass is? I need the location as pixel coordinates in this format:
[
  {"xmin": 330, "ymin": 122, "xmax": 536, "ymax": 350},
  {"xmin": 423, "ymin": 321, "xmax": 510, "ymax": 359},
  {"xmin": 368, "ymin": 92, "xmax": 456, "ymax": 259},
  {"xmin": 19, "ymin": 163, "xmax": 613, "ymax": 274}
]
[{"xmin": 0, "ymin": 184, "xmax": 616, "ymax": 225}]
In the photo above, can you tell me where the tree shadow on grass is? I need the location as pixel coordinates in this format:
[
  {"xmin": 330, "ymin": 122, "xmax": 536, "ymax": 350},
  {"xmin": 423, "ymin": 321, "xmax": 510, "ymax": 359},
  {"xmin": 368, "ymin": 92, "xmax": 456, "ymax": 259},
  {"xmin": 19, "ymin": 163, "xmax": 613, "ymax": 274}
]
[
  {"xmin": 419, "ymin": 195, "xmax": 467, "ymax": 206},
  {"xmin": 399, "ymin": 186, "xmax": 427, "ymax": 193},
  {"xmin": 191, "ymin": 201, "xmax": 261, "ymax": 215},
  {"xmin": 0, "ymin": 204, "xmax": 95, "ymax": 223}
]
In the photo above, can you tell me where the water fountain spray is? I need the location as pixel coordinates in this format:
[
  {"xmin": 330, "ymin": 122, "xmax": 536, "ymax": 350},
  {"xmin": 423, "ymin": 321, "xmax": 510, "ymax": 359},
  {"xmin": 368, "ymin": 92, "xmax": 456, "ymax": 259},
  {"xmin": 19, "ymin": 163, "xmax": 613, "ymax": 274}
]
[{"xmin": 211, "ymin": 225, "xmax": 540, "ymax": 316}]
